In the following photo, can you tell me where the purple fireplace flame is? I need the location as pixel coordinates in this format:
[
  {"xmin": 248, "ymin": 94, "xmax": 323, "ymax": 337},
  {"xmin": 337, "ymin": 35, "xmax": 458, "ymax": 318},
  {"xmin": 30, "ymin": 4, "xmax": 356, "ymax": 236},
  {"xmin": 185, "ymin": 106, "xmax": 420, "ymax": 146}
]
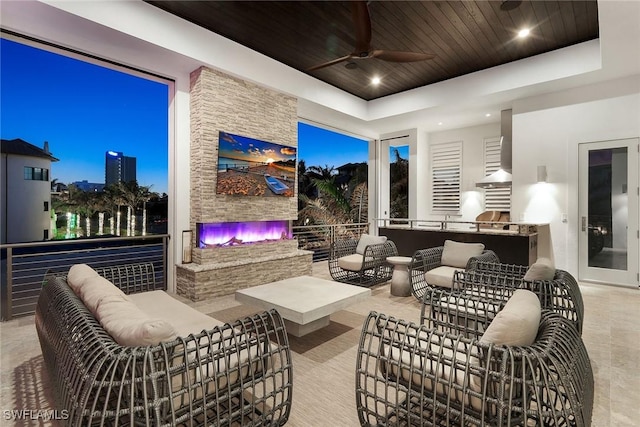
[{"xmin": 197, "ymin": 220, "xmax": 291, "ymax": 248}]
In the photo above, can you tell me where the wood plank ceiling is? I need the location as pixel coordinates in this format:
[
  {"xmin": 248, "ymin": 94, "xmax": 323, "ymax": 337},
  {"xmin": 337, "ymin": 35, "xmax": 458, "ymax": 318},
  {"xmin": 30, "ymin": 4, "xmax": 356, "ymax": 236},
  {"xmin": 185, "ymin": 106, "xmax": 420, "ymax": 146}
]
[{"xmin": 146, "ymin": 1, "xmax": 599, "ymax": 100}]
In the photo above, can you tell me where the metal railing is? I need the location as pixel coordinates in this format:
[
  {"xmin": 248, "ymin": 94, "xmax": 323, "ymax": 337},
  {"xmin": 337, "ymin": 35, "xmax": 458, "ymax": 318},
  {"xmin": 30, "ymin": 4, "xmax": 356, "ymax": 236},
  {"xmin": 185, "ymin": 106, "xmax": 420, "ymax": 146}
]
[
  {"xmin": 292, "ymin": 222, "xmax": 369, "ymax": 261},
  {"xmin": 1, "ymin": 234, "xmax": 169, "ymax": 321}
]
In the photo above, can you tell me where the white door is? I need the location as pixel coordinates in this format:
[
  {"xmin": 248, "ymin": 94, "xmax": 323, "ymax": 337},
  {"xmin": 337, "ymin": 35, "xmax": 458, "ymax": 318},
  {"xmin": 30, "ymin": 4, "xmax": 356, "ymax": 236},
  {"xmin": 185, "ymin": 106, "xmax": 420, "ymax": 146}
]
[{"xmin": 578, "ymin": 138, "xmax": 639, "ymax": 287}]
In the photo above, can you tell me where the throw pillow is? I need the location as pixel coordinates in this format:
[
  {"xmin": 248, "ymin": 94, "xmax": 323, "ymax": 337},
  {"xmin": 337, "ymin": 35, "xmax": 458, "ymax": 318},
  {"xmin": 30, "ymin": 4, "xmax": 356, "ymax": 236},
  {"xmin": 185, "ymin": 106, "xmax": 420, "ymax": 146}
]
[
  {"xmin": 67, "ymin": 264, "xmax": 99, "ymax": 294},
  {"xmin": 523, "ymin": 257, "xmax": 555, "ymax": 281},
  {"xmin": 97, "ymin": 293, "xmax": 178, "ymax": 346},
  {"xmin": 355, "ymin": 233, "xmax": 388, "ymax": 255},
  {"xmin": 480, "ymin": 289, "xmax": 541, "ymax": 346},
  {"xmin": 440, "ymin": 240, "xmax": 485, "ymax": 268},
  {"xmin": 78, "ymin": 275, "xmax": 127, "ymax": 315}
]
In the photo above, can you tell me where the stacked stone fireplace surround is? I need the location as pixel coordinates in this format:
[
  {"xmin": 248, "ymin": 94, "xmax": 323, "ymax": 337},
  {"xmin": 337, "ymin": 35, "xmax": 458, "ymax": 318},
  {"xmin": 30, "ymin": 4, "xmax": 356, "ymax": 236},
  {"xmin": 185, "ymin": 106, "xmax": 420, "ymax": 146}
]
[{"xmin": 176, "ymin": 67, "xmax": 312, "ymax": 302}]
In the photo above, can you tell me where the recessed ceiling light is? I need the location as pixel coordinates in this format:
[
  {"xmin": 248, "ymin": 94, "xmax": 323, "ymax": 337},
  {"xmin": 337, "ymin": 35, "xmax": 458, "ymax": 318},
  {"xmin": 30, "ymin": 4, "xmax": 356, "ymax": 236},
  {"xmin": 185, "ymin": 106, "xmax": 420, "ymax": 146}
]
[
  {"xmin": 371, "ymin": 76, "xmax": 381, "ymax": 85},
  {"xmin": 485, "ymin": 113, "xmax": 492, "ymax": 117},
  {"xmin": 518, "ymin": 28, "xmax": 530, "ymax": 38},
  {"xmin": 438, "ymin": 122, "xmax": 443, "ymax": 126},
  {"xmin": 500, "ymin": 0, "xmax": 522, "ymax": 11}
]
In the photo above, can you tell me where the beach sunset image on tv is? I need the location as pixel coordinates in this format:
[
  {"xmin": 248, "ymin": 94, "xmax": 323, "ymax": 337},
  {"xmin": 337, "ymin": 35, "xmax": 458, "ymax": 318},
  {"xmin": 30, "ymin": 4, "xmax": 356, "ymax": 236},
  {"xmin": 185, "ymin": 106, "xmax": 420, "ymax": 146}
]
[{"xmin": 216, "ymin": 131, "xmax": 297, "ymax": 197}]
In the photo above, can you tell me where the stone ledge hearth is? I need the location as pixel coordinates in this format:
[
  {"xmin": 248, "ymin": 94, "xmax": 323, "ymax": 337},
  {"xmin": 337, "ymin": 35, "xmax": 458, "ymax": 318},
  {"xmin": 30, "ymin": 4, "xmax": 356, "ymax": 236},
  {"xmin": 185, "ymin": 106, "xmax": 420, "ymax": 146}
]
[
  {"xmin": 176, "ymin": 248, "xmax": 313, "ymax": 301},
  {"xmin": 192, "ymin": 239, "xmax": 299, "ymax": 265}
]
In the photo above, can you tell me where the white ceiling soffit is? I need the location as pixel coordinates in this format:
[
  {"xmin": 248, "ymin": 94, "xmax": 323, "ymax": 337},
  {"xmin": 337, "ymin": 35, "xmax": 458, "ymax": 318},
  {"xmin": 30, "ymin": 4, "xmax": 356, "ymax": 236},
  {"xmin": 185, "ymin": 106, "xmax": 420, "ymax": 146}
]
[
  {"xmin": 32, "ymin": 0, "xmax": 370, "ymax": 120},
  {"xmin": 5, "ymin": 0, "xmax": 640, "ymax": 129}
]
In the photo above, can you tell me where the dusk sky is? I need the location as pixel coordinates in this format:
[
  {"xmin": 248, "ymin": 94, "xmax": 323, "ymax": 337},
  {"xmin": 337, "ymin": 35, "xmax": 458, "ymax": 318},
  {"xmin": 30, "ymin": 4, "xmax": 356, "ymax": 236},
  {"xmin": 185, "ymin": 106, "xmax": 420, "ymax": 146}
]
[
  {"xmin": 2, "ymin": 38, "xmax": 406, "ymax": 195},
  {"xmin": 297, "ymin": 122, "xmax": 368, "ymax": 168},
  {"xmin": 1, "ymin": 38, "xmax": 170, "ymax": 194}
]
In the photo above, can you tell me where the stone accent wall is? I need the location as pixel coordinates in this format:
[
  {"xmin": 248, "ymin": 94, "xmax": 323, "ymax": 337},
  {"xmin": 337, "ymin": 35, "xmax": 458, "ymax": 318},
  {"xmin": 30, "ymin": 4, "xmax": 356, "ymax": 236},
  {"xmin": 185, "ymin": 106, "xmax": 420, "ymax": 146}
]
[
  {"xmin": 189, "ymin": 66, "xmax": 298, "ymax": 226},
  {"xmin": 179, "ymin": 66, "xmax": 312, "ymax": 301}
]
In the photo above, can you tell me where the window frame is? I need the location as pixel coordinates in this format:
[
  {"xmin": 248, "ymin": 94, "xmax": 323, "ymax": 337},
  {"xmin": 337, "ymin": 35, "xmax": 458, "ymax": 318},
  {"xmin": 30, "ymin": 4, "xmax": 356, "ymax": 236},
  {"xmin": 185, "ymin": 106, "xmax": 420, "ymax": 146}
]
[{"xmin": 24, "ymin": 166, "xmax": 49, "ymax": 181}]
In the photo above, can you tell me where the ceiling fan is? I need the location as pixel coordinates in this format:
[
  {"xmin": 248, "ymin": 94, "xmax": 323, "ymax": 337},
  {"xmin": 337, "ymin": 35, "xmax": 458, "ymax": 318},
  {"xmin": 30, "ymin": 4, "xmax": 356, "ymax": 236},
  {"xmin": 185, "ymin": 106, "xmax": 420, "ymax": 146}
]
[{"xmin": 307, "ymin": 1, "xmax": 436, "ymax": 72}]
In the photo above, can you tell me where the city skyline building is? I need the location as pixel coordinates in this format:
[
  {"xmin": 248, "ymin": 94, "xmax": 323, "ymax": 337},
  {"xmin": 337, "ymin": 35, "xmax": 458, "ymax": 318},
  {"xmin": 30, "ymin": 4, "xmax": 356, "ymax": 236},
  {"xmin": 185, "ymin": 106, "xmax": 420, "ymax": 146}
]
[
  {"xmin": 105, "ymin": 150, "xmax": 136, "ymax": 186},
  {"xmin": 72, "ymin": 180, "xmax": 105, "ymax": 192}
]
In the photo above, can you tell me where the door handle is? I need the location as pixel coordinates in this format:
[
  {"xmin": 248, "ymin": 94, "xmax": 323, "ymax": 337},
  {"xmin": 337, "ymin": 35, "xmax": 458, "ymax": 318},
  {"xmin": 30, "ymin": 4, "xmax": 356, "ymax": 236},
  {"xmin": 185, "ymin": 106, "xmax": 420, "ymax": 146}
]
[{"xmin": 582, "ymin": 216, "xmax": 587, "ymax": 232}]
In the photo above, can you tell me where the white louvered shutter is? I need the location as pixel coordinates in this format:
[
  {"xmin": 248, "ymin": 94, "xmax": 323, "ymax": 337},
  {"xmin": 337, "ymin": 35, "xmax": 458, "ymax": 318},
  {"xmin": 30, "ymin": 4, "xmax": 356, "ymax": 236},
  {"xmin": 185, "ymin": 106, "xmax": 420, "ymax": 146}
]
[{"xmin": 431, "ymin": 141, "xmax": 462, "ymax": 213}]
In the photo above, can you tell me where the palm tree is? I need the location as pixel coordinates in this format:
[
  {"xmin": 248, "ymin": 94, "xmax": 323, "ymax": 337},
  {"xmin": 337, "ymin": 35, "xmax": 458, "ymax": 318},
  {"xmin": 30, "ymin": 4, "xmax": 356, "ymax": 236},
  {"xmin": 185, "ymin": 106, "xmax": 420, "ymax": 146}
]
[
  {"xmin": 296, "ymin": 160, "xmax": 372, "ymax": 225},
  {"xmin": 117, "ymin": 181, "xmax": 152, "ymax": 236},
  {"xmin": 349, "ymin": 181, "xmax": 368, "ymax": 223},
  {"xmin": 104, "ymin": 183, "xmax": 126, "ymax": 236},
  {"xmin": 297, "ymin": 174, "xmax": 364, "ymax": 226},
  {"xmin": 297, "ymin": 160, "xmax": 314, "ymax": 209},
  {"xmin": 306, "ymin": 164, "xmax": 335, "ymax": 181},
  {"xmin": 74, "ymin": 191, "xmax": 103, "ymax": 237},
  {"xmin": 390, "ymin": 148, "xmax": 409, "ymax": 219}
]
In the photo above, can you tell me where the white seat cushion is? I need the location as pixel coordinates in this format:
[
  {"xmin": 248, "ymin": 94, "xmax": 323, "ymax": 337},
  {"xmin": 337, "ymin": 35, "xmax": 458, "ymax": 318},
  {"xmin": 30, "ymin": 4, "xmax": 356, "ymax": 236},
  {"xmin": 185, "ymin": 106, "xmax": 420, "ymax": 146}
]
[
  {"xmin": 337, "ymin": 254, "xmax": 373, "ymax": 272},
  {"xmin": 128, "ymin": 290, "xmax": 224, "ymax": 337},
  {"xmin": 67, "ymin": 263, "xmax": 99, "ymax": 294},
  {"xmin": 523, "ymin": 257, "xmax": 556, "ymax": 281},
  {"xmin": 383, "ymin": 330, "xmax": 484, "ymax": 411},
  {"xmin": 432, "ymin": 294, "xmax": 500, "ymax": 329},
  {"xmin": 383, "ymin": 332, "xmax": 445, "ymax": 395},
  {"xmin": 78, "ymin": 275, "xmax": 127, "ymax": 315},
  {"xmin": 355, "ymin": 233, "xmax": 387, "ymax": 255},
  {"xmin": 480, "ymin": 289, "xmax": 541, "ymax": 346},
  {"xmin": 96, "ymin": 293, "xmax": 178, "ymax": 346},
  {"xmin": 424, "ymin": 266, "xmax": 462, "ymax": 288},
  {"xmin": 441, "ymin": 240, "xmax": 485, "ymax": 268},
  {"xmin": 127, "ymin": 292, "xmax": 269, "ymax": 398}
]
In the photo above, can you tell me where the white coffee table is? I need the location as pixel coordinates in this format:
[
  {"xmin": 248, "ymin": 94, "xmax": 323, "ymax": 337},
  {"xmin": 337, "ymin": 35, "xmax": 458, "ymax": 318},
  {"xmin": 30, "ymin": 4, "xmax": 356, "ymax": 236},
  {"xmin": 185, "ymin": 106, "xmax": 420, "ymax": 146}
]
[{"xmin": 235, "ymin": 276, "xmax": 371, "ymax": 337}]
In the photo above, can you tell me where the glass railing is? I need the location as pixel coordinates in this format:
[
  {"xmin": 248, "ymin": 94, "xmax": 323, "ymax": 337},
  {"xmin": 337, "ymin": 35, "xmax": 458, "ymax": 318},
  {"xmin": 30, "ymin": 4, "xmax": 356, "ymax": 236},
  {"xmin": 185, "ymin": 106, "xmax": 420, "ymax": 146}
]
[{"xmin": 0, "ymin": 235, "xmax": 169, "ymax": 321}]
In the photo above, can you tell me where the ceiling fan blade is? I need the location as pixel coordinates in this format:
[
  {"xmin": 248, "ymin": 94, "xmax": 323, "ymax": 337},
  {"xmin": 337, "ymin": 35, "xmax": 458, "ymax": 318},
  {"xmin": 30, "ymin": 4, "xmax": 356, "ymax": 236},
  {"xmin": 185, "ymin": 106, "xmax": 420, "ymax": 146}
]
[
  {"xmin": 372, "ymin": 50, "xmax": 436, "ymax": 62},
  {"xmin": 352, "ymin": 1, "xmax": 372, "ymax": 54},
  {"xmin": 307, "ymin": 54, "xmax": 353, "ymax": 72}
]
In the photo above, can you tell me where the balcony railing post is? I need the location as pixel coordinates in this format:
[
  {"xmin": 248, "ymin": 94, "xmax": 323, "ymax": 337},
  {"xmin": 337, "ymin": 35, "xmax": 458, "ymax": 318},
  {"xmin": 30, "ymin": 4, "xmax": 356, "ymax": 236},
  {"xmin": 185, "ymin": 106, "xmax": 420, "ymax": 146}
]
[
  {"xmin": 330, "ymin": 225, "xmax": 335, "ymax": 247},
  {"xmin": 162, "ymin": 235, "xmax": 168, "ymax": 290},
  {"xmin": 1, "ymin": 247, "xmax": 13, "ymax": 321}
]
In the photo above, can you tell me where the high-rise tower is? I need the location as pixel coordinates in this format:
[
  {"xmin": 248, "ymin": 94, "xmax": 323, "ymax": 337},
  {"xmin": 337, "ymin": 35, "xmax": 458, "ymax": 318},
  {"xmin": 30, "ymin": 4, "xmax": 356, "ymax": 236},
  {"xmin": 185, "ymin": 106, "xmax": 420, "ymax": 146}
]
[{"xmin": 105, "ymin": 150, "xmax": 136, "ymax": 186}]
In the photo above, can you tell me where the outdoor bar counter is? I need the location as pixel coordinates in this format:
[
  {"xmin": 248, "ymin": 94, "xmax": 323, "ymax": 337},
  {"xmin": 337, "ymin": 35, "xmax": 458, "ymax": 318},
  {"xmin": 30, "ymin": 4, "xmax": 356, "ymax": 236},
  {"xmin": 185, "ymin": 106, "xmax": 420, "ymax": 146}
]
[{"xmin": 378, "ymin": 220, "xmax": 545, "ymax": 266}]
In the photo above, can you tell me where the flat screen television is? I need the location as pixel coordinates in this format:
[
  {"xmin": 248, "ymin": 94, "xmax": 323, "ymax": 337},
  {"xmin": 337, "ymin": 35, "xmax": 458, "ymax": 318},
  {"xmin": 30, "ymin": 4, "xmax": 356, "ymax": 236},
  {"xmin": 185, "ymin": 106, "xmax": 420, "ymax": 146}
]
[{"xmin": 216, "ymin": 131, "xmax": 297, "ymax": 197}]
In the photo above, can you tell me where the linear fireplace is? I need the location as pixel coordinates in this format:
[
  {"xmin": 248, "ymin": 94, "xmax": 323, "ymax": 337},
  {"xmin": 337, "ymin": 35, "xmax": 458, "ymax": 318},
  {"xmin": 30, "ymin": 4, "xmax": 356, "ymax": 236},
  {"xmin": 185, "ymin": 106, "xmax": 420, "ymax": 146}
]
[{"xmin": 196, "ymin": 220, "xmax": 291, "ymax": 248}]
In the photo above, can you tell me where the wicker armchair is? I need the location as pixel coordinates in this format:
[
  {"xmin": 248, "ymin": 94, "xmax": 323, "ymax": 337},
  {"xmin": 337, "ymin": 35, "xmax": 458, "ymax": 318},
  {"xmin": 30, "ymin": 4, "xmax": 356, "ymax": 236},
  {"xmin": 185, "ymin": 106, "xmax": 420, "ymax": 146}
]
[
  {"xmin": 329, "ymin": 237, "xmax": 398, "ymax": 286},
  {"xmin": 449, "ymin": 261, "xmax": 584, "ymax": 334},
  {"xmin": 355, "ymin": 309, "xmax": 593, "ymax": 427},
  {"xmin": 409, "ymin": 245, "xmax": 499, "ymax": 300},
  {"xmin": 36, "ymin": 270, "xmax": 293, "ymax": 426}
]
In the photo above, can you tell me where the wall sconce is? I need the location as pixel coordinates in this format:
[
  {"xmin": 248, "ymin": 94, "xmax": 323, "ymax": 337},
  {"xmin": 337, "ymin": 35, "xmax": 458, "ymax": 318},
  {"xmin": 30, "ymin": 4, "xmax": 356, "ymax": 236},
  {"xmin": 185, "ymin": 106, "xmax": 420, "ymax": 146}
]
[
  {"xmin": 537, "ymin": 165, "xmax": 548, "ymax": 183},
  {"xmin": 182, "ymin": 230, "xmax": 193, "ymax": 264}
]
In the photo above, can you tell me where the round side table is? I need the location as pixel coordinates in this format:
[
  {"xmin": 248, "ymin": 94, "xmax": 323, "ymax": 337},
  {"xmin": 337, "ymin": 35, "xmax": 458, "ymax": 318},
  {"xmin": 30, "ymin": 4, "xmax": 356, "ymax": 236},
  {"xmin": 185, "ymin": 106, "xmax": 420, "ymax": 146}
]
[{"xmin": 387, "ymin": 256, "xmax": 413, "ymax": 297}]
